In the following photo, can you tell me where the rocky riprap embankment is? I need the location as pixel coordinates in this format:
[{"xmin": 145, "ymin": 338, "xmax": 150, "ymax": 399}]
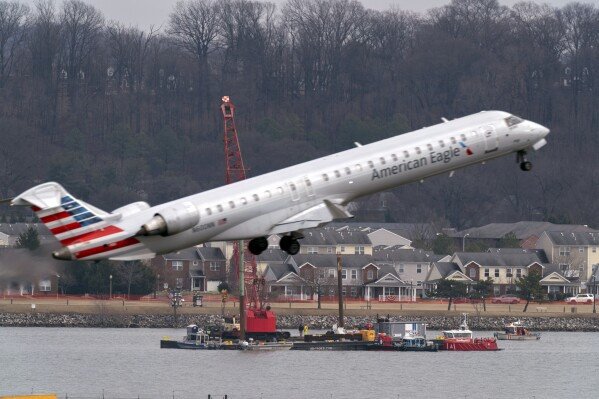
[{"xmin": 1, "ymin": 312, "xmax": 599, "ymax": 331}]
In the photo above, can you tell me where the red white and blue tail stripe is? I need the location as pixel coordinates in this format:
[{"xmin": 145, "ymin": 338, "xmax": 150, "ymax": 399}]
[{"xmin": 12, "ymin": 182, "xmax": 152, "ymax": 260}]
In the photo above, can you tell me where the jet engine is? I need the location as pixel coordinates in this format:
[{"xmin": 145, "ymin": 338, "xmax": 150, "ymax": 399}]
[{"xmin": 137, "ymin": 201, "xmax": 199, "ymax": 237}]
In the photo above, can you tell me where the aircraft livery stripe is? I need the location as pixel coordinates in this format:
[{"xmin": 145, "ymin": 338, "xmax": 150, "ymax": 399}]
[
  {"xmin": 41, "ymin": 211, "xmax": 72, "ymax": 223},
  {"xmin": 55, "ymin": 222, "xmax": 108, "ymax": 240},
  {"xmin": 61, "ymin": 225, "xmax": 123, "ymax": 246},
  {"xmin": 74, "ymin": 237, "xmax": 140, "ymax": 259},
  {"xmin": 51, "ymin": 222, "xmax": 83, "ymax": 235}
]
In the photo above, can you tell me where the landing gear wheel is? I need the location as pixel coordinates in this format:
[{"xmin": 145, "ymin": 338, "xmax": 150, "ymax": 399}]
[
  {"xmin": 248, "ymin": 237, "xmax": 269, "ymax": 255},
  {"xmin": 280, "ymin": 235, "xmax": 301, "ymax": 255},
  {"xmin": 520, "ymin": 161, "xmax": 532, "ymax": 171},
  {"xmin": 517, "ymin": 150, "xmax": 532, "ymax": 171}
]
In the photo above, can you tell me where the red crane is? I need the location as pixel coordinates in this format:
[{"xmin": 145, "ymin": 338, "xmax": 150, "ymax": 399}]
[{"xmin": 221, "ymin": 97, "xmax": 276, "ymax": 339}]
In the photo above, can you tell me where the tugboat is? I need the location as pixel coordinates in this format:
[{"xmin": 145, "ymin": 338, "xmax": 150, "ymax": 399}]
[
  {"xmin": 433, "ymin": 314, "xmax": 500, "ymax": 351},
  {"xmin": 160, "ymin": 324, "xmax": 239, "ymax": 350},
  {"xmin": 494, "ymin": 320, "xmax": 540, "ymax": 341}
]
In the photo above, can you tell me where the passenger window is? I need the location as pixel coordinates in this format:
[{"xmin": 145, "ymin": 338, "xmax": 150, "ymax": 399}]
[
  {"xmin": 240, "ymin": 197, "xmax": 248, "ymax": 205},
  {"xmin": 462, "ymin": 133, "xmax": 468, "ymax": 142},
  {"xmin": 334, "ymin": 170, "xmax": 341, "ymax": 178},
  {"xmin": 379, "ymin": 157, "xmax": 386, "ymax": 165},
  {"xmin": 277, "ymin": 187, "xmax": 284, "ymax": 195},
  {"xmin": 427, "ymin": 144, "xmax": 433, "ymax": 151},
  {"xmin": 391, "ymin": 154, "xmax": 398, "ymax": 162},
  {"xmin": 216, "ymin": 204, "xmax": 223, "ymax": 212},
  {"xmin": 205, "ymin": 208, "xmax": 212, "ymax": 215},
  {"xmin": 253, "ymin": 194, "xmax": 259, "ymax": 202},
  {"xmin": 264, "ymin": 190, "xmax": 272, "ymax": 198},
  {"xmin": 354, "ymin": 164, "xmax": 362, "ymax": 172},
  {"xmin": 367, "ymin": 160, "xmax": 374, "ymax": 169},
  {"xmin": 322, "ymin": 173, "xmax": 329, "ymax": 182},
  {"xmin": 415, "ymin": 147, "xmax": 421, "ymax": 155},
  {"xmin": 450, "ymin": 137, "xmax": 457, "ymax": 144},
  {"xmin": 229, "ymin": 201, "xmax": 235, "ymax": 209},
  {"xmin": 438, "ymin": 140, "xmax": 445, "ymax": 147},
  {"xmin": 345, "ymin": 167, "xmax": 351, "ymax": 175},
  {"xmin": 403, "ymin": 150, "xmax": 410, "ymax": 158},
  {"xmin": 289, "ymin": 183, "xmax": 297, "ymax": 192}
]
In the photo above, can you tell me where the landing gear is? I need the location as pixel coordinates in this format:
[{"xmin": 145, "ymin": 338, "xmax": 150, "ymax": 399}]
[
  {"xmin": 248, "ymin": 237, "xmax": 269, "ymax": 255},
  {"xmin": 517, "ymin": 150, "xmax": 532, "ymax": 171},
  {"xmin": 279, "ymin": 234, "xmax": 301, "ymax": 255}
]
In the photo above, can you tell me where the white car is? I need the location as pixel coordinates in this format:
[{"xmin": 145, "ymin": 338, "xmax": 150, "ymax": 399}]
[{"xmin": 566, "ymin": 293, "xmax": 595, "ymax": 304}]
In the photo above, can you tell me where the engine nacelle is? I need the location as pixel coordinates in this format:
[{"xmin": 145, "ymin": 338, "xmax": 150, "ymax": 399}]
[{"xmin": 138, "ymin": 201, "xmax": 199, "ymax": 237}]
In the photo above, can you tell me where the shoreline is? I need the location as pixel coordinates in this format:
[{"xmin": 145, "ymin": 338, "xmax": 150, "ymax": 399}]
[{"xmin": 2, "ymin": 312, "xmax": 599, "ymax": 331}]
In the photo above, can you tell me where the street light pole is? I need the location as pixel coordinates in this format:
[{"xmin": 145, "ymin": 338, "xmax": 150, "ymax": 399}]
[
  {"xmin": 109, "ymin": 274, "xmax": 113, "ymax": 299},
  {"xmin": 155, "ymin": 274, "xmax": 160, "ymax": 299},
  {"xmin": 593, "ymin": 276, "xmax": 596, "ymax": 314},
  {"xmin": 56, "ymin": 274, "xmax": 60, "ymax": 299},
  {"xmin": 462, "ymin": 233, "xmax": 470, "ymax": 252}
]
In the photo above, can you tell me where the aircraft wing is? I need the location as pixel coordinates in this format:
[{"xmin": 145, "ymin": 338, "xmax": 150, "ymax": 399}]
[{"xmin": 267, "ymin": 200, "xmax": 353, "ymax": 235}]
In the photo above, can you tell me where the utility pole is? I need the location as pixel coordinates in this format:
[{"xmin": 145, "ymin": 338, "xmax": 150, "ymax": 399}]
[
  {"xmin": 239, "ymin": 240, "xmax": 245, "ymax": 340},
  {"xmin": 337, "ymin": 255, "xmax": 344, "ymax": 327}
]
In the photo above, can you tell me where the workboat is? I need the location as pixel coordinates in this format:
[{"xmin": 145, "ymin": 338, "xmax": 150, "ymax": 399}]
[
  {"xmin": 375, "ymin": 319, "xmax": 438, "ymax": 352},
  {"xmin": 494, "ymin": 320, "xmax": 540, "ymax": 341},
  {"xmin": 433, "ymin": 314, "xmax": 500, "ymax": 351},
  {"xmin": 160, "ymin": 324, "xmax": 239, "ymax": 350}
]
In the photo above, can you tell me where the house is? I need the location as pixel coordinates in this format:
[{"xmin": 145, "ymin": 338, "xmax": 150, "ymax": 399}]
[
  {"xmin": 0, "ymin": 223, "xmax": 53, "ymax": 247},
  {"xmin": 536, "ymin": 231, "xmax": 599, "ymax": 287},
  {"xmin": 451, "ymin": 251, "xmax": 546, "ymax": 295},
  {"xmin": 299, "ymin": 228, "xmax": 372, "ymax": 255},
  {"xmin": 255, "ymin": 248, "xmax": 288, "ymax": 274},
  {"xmin": 373, "ymin": 247, "xmax": 449, "ymax": 296},
  {"xmin": 263, "ymin": 263, "xmax": 309, "ymax": 299},
  {"xmin": 152, "ymin": 246, "xmax": 225, "ymax": 292}
]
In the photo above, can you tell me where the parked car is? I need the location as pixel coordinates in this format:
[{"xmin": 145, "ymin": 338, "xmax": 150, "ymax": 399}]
[
  {"xmin": 565, "ymin": 293, "xmax": 595, "ymax": 304},
  {"xmin": 491, "ymin": 295, "xmax": 520, "ymax": 304}
]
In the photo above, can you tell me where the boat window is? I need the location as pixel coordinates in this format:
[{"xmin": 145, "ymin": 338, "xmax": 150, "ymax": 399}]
[
  {"xmin": 391, "ymin": 153, "xmax": 398, "ymax": 162},
  {"xmin": 427, "ymin": 143, "xmax": 433, "ymax": 151},
  {"xmin": 240, "ymin": 197, "xmax": 248, "ymax": 205},
  {"xmin": 415, "ymin": 147, "xmax": 421, "ymax": 155},
  {"xmin": 216, "ymin": 204, "xmax": 223, "ymax": 212},
  {"xmin": 205, "ymin": 208, "xmax": 212, "ymax": 215},
  {"xmin": 379, "ymin": 157, "xmax": 386, "ymax": 165},
  {"xmin": 354, "ymin": 164, "xmax": 362, "ymax": 172},
  {"xmin": 367, "ymin": 160, "xmax": 374, "ymax": 169},
  {"xmin": 229, "ymin": 201, "xmax": 235, "ymax": 209},
  {"xmin": 403, "ymin": 150, "xmax": 410, "ymax": 158},
  {"xmin": 438, "ymin": 140, "xmax": 445, "ymax": 148},
  {"xmin": 334, "ymin": 170, "xmax": 341, "ymax": 178},
  {"xmin": 322, "ymin": 173, "xmax": 329, "ymax": 182},
  {"xmin": 345, "ymin": 167, "xmax": 351, "ymax": 175},
  {"xmin": 253, "ymin": 194, "xmax": 259, "ymax": 202},
  {"xmin": 505, "ymin": 115, "xmax": 524, "ymax": 127},
  {"xmin": 450, "ymin": 137, "xmax": 456, "ymax": 144}
]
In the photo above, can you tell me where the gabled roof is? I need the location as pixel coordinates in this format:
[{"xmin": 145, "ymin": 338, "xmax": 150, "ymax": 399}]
[
  {"xmin": 367, "ymin": 272, "xmax": 407, "ymax": 287},
  {"xmin": 449, "ymin": 221, "xmax": 595, "ymax": 240},
  {"xmin": 301, "ymin": 228, "xmax": 372, "ymax": 246},
  {"xmin": 328, "ymin": 222, "xmax": 440, "ymax": 241},
  {"xmin": 544, "ymin": 231, "xmax": 599, "ymax": 246},
  {"xmin": 196, "ymin": 247, "xmax": 225, "ymax": 261},
  {"xmin": 263, "ymin": 263, "xmax": 300, "ymax": 281},
  {"xmin": 163, "ymin": 247, "xmax": 200, "ymax": 261},
  {"xmin": 487, "ymin": 248, "xmax": 548, "ymax": 263},
  {"xmin": 435, "ymin": 262, "xmax": 462, "ymax": 278},
  {"xmin": 291, "ymin": 253, "xmax": 374, "ymax": 269},
  {"xmin": 453, "ymin": 251, "xmax": 543, "ymax": 268},
  {"xmin": 256, "ymin": 248, "xmax": 288, "ymax": 263}
]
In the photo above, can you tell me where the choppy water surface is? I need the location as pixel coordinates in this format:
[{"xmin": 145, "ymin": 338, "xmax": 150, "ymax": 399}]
[{"xmin": 0, "ymin": 327, "xmax": 597, "ymax": 399}]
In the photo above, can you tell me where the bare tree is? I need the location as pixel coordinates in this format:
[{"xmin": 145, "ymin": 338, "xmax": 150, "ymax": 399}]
[
  {"xmin": 59, "ymin": 0, "xmax": 104, "ymax": 81},
  {"xmin": 0, "ymin": 1, "xmax": 29, "ymax": 87},
  {"xmin": 28, "ymin": 0, "xmax": 61, "ymax": 83},
  {"xmin": 168, "ymin": 0, "xmax": 220, "ymax": 115}
]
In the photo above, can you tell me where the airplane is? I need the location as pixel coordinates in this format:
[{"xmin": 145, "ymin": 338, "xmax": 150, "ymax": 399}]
[{"xmin": 9, "ymin": 110, "xmax": 549, "ymax": 261}]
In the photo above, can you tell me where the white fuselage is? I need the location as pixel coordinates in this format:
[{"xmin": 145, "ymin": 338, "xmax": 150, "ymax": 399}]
[{"xmin": 119, "ymin": 110, "xmax": 548, "ymax": 256}]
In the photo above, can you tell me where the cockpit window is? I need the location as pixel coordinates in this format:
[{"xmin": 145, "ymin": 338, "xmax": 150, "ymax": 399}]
[{"xmin": 505, "ymin": 115, "xmax": 524, "ymax": 127}]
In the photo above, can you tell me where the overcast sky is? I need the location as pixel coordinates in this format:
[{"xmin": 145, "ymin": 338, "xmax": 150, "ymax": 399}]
[{"xmin": 22, "ymin": 0, "xmax": 591, "ymax": 29}]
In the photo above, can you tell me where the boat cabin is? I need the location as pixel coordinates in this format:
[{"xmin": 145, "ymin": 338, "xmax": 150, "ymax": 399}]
[{"xmin": 375, "ymin": 318, "xmax": 428, "ymax": 340}]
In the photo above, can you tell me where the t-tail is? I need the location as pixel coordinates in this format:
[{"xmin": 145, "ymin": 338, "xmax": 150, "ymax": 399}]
[{"xmin": 11, "ymin": 182, "xmax": 154, "ymax": 261}]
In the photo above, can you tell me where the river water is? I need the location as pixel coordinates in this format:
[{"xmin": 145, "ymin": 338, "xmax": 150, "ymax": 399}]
[{"xmin": 0, "ymin": 327, "xmax": 597, "ymax": 399}]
